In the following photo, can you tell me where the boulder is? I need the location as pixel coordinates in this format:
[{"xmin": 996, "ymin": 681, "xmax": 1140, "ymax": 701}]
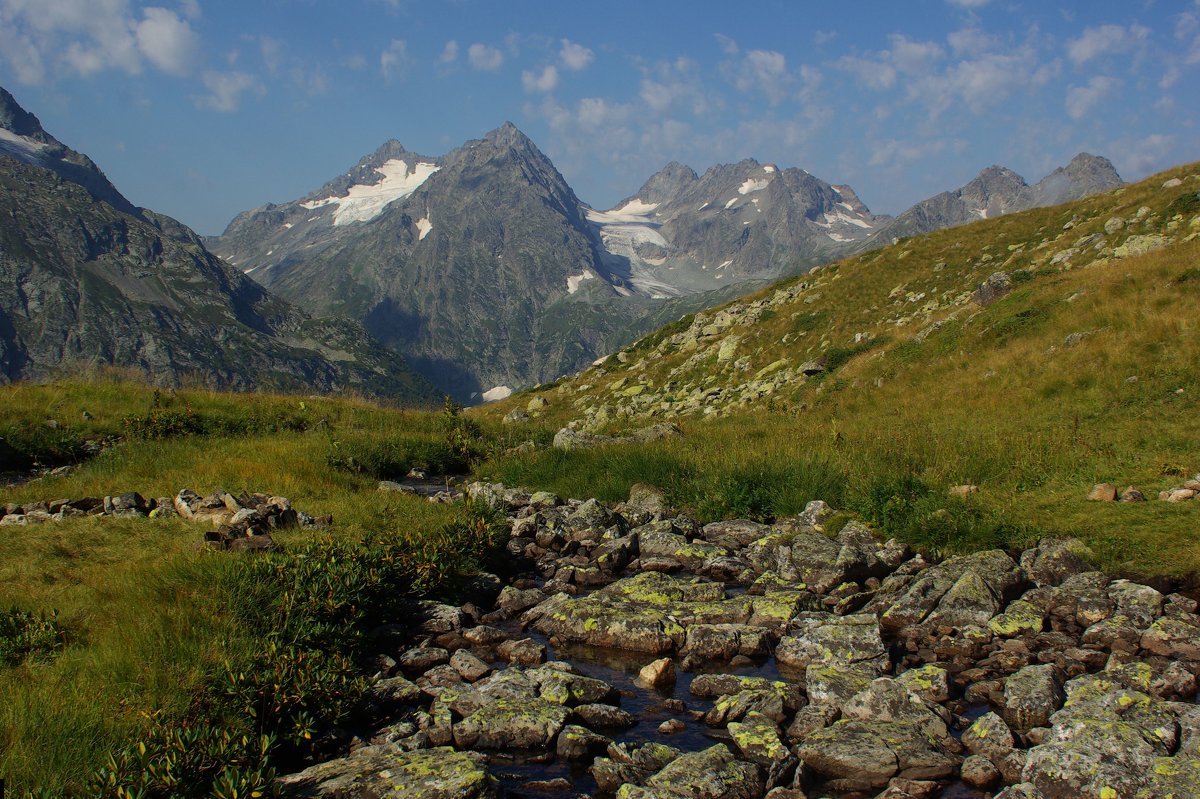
[
  {"xmin": 451, "ymin": 697, "xmax": 569, "ymax": 750},
  {"xmin": 638, "ymin": 657, "xmax": 676, "ymax": 690},
  {"xmin": 278, "ymin": 746, "xmax": 496, "ymax": 798},
  {"xmin": 775, "ymin": 613, "xmax": 887, "ymax": 673},
  {"xmin": 961, "ymin": 711, "xmax": 1016, "ymax": 763},
  {"xmin": 796, "ymin": 719, "xmax": 960, "ymax": 791},
  {"xmin": 1003, "ymin": 664, "xmax": 1064, "ymax": 731},
  {"xmin": 617, "ymin": 744, "xmax": 764, "ymax": 799}
]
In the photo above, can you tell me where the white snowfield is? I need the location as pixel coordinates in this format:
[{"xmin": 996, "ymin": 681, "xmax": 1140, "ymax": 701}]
[
  {"xmin": 416, "ymin": 217, "xmax": 432, "ymax": 240},
  {"xmin": 481, "ymin": 385, "xmax": 513, "ymax": 402},
  {"xmin": 815, "ymin": 208, "xmax": 875, "ymax": 229},
  {"xmin": 301, "ymin": 159, "xmax": 440, "ymax": 226},
  {"xmin": 566, "ymin": 269, "xmax": 596, "ymax": 294},
  {"xmin": 973, "ymin": 207, "xmax": 990, "ymax": 219},
  {"xmin": 763, "ymin": 164, "xmax": 777, "ymax": 173},
  {"xmin": 738, "ymin": 177, "xmax": 770, "ymax": 195},
  {"xmin": 0, "ymin": 128, "xmax": 47, "ymax": 159}
]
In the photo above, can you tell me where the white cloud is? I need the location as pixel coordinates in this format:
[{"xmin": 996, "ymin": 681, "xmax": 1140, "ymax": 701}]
[
  {"xmin": 1118, "ymin": 132, "xmax": 1174, "ymax": 175},
  {"xmin": 947, "ymin": 27, "xmax": 998, "ymax": 56},
  {"xmin": 714, "ymin": 33, "xmax": 738, "ymax": 55},
  {"xmin": 888, "ymin": 34, "xmax": 944, "ymax": 74},
  {"xmin": 0, "ymin": 0, "xmax": 202, "ymax": 82},
  {"xmin": 1067, "ymin": 24, "xmax": 1150, "ymax": 66},
  {"xmin": 868, "ymin": 137, "xmax": 950, "ymax": 168},
  {"xmin": 259, "ymin": 35, "xmax": 283, "ymax": 75},
  {"xmin": 467, "ymin": 42, "xmax": 504, "ymax": 71},
  {"xmin": 195, "ymin": 70, "xmax": 261, "ymax": 112},
  {"xmin": 135, "ymin": 7, "xmax": 198, "ymax": 76},
  {"xmin": 837, "ymin": 54, "xmax": 897, "ymax": 91},
  {"xmin": 559, "ymin": 39, "xmax": 593, "ymax": 71},
  {"xmin": 1065, "ymin": 75, "xmax": 1119, "ymax": 120},
  {"xmin": 637, "ymin": 57, "xmax": 712, "ymax": 117},
  {"xmin": 438, "ymin": 39, "xmax": 458, "ymax": 64},
  {"xmin": 577, "ymin": 97, "xmax": 629, "ymax": 128},
  {"xmin": 380, "ymin": 38, "xmax": 407, "ymax": 82},
  {"xmin": 1177, "ymin": 8, "xmax": 1200, "ymax": 65},
  {"xmin": 522, "ymin": 64, "xmax": 558, "ymax": 93},
  {"xmin": 733, "ymin": 49, "xmax": 790, "ymax": 104}
]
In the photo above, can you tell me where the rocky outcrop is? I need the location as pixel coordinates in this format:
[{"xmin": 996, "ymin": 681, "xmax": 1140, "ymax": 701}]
[{"xmin": 272, "ymin": 481, "xmax": 1200, "ymax": 799}]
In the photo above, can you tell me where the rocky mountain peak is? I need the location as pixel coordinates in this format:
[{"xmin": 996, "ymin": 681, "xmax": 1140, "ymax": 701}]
[
  {"xmin": 0, "ymin": 86, "xmax": 51, "ymax": 142},
  {"xmin": 633, "ymin": 161, "xmax": 699, "ymax": 205}
]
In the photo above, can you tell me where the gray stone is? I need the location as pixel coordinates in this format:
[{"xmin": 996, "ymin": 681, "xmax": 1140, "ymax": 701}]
[{"xmin": 277, "ymin": 746, "xmax": 496, "ymax": 798}]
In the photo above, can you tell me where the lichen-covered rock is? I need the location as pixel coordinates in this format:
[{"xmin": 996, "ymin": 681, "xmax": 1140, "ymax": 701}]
[
  {"xmin": 961, "ymin": 711, "xmax": 1016, "ymax": 763},
  {"xmin": 989, "ymin": 599, "xmax": 1046, "ymax": 637},
  {"xmin": 841, "ymin": 678, "xmax": 950, "ymax": 741},
  {"xmin": 278, "ymin": 746, "xmax": 496, "ymax": 798},
  {"xmin": 556, "ymin": 724, "xmax": 610, "ymax": 760},
  {"xmin": 682, "ymin": 623, "xmax": 771, "ymax": 661},
  {"xmin": 728, "ymin": 711, "xmax": 793, "ymax": 768},
  {"xmin": 796, "ymin": 719, "xmax": 960, "ymax": 790},
  {"xmin": 1020, "ymin": 538, "xmax": 1094, "ymax": 587},
  {"xmin": 451, "ymin": 697, "xmax": 569, "ymax": 750},
  {"xmin": 896, "ymin": 665, "xmax": 950, "ymax": 704},
  {"xmin": 616, "ymin": 744, "xmax": 764, "ymax": 799},
  {"xmin": 1003, "ymin": 664, "xmax": 1064, "ymax": 731},
  {"xmin": 1108, "ymin": 580, "xmax": 1164, "ymax": 629},
  {"xmin": 1140, "ymin": 616, "xmax": 1200, "ymax": 660},
  {"xmin": 701, "ymin": 518, "xmax": 771, "ymax": 549},
  {"xmin": 591, "ymin": 742, "xmax": 681, "ymax": 794},
  {"xmin": 530, "ymin": 572, "xmax": 742, "ymax": 653},
  {"xmin": 875, "ymin": 550, "xmax": 1024, "ymax": 633},
  {"xmin": 775, "ymin": 613, "xmax": 887, "ymax": 672},
  {"xmin": 804, "ymin": 663, "xmax": 877, "ymax": 707}
]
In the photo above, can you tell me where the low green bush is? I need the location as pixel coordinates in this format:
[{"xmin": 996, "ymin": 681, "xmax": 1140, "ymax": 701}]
[{"xmin": 0, "ymin": 608, "xmax": 67, "ymax": 666}]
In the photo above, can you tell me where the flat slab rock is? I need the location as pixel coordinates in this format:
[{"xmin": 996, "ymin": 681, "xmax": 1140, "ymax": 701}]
[{"xmin": 278, "ymin": 745, "xmax": 496, "ymax": 798}]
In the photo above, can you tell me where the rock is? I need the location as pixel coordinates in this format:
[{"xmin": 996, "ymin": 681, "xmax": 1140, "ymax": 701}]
[
  {"xmin": 682, "ymin": 624, "xmax": 770, "ymax": 662},
  {"xmin": 776, "ymin": 613, "xmax": 887, "ymax": 673},
  {"xmin": 960, "ymin": 754, "xmax": 1001, "ymax": 789},
  {"xmin": 1104, "ymin": 216, "xmax": 1125, "ymax": 234},
  {"xmin": 1003, "ymin": 664, "xmax": 1064, "ymax": 731},
  {"xmin": 657, "ymin": 719, "xmax": 685, "ymax": 735},
  {"xmin": 398, "ymin": 646, "xmax": 450, "ymax": 675},
  {"xmin": 556, "ymin": 725, "xmax": 610, "ymax": 760},
  {"xmin": 626, "ymin": 483, "xmax": 671, "ymax": 520},
  {"xmin": 799, "ymin": 358, "xmax": 827, "ymax": 376},
  {"xmin": 1114, "ymin": 234, "xmax": 1171, "ymax": 259},
  {"xmin": 948, "ymin": 484, "xmax": 978, "ymax": 497},
  {"xmin": 618, "ymin": 744, "xmax": 764, "ymax": 799},
  {"xmin": 497, "ymin": 638, "xmax": 546, "ymax": 666},
  {"xmin": 973, "ymin": 271, "xmax": 1012, "ymax": 306},
  {"xmin": 989, "ymin": 599, "xmax": 1046, "ymax": 637},
  {"xmin": 414, "ymin": 602, "xmax": 465, "ymax": 635},
  {"xmin": 896, "ymin": 665, "xmax": 951, "ymax": 704},
  {"xmin": 572, "ymin": 703, "xmax": 637, "ymax": 730},
  {"xmin": 496, "ymin": 586, "xmax": 545, "ymax": 617},
  {"xmin": 552, "ymin": 427, "xmax": 613, "ymax": 450},
  {"xmin": 962, "ymin": 711, "xmax": 1016, "ymax": 762},
  {"xmin": 1020, "ymin": 538, "xmax": 1094, "ymax": 587},
  {"xmin": 449, "ymin": 649, "xmax": 492, "ymax": 682},
  {"xmin": 591, "ymin": 742, "xmax": 680, "ymax": 794},
  {"xmin": 796, "ymin": 719, "xmax": 960, "ymax": 791},
  {"xmin": 1163, "ymin": 488, "xmax": 1197, "ymax": 502},
  {"xmin": 727, "ymin": 711, "xmax": 792, "ymax": 768},
  {"xmin": 370, "ymin": 675, "xmax": 423, "ymax": 707},
  {"xmin": 804, "ymin": 663, "xmax": 876, "ymax": 707},
  {"xmin": 875, "ymin": 550, "xmax": 1024, "ymax": 633},
  {"xmin": 277, "ymin": 746, "xmax": 496, "ymax": 798},
  {"xmin": 1086, "ymin": 483, "xmax": 1117, "ymax": 502},
  {"xmin": 841, "ymin": 678, "xmax": 950, "ymax": 741},
  {"xmin": 452, "ymin": 697, "xmax": 569, "ymax": 750},
  {"xmin": 638, "ymin": 657, "xmax": 677, "ymax": 690},
  {"xmin": 1140, "ymin": 616, "xmax": 1200, "ymax": 660},
  {"xmin": 701, "ymin": 518, "xmax": 771, "ymax": 549}
]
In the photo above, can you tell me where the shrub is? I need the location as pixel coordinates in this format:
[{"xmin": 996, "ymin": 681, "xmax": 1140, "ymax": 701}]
[{"xmin": 0, "ymin": 607, "xmax": 67, "ymax": 666}]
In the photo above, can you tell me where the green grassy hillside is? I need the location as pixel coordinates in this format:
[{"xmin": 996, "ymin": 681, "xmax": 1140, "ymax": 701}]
[{"xmin": 478, "ymin": 164, "xmax": 1200, "ymax": 578}]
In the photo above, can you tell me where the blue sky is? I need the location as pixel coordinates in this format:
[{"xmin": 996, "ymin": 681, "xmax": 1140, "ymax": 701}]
[{"xmin": 1, "ymin": 0, "xmax": 1197, "ymax": 235}]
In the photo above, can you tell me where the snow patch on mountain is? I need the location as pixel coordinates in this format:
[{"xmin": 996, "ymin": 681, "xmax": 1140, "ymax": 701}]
[
  {"xmin": 481, "ymin": 386, "xmax": 512, "ymax": 402},
  {"xmin": 566, "ymin": 270, "xmax": 595, "ymax": 294},
  {"xmin": 301, "ymin": 159, "xmax": 439, "ymax": 226},
  {"xmin": 416, "ymin": 217, "xmax": 432, "ymax": 240},
  {"xmin": 738, "ymin": 178, "xmax": 770, "ymax": 195}
]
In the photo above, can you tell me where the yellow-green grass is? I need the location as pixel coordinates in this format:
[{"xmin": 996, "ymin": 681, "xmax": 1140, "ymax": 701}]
[
  {"xmin": 0, "ymin": 383, "xmax": 483, "ymax": 794},
  {"xmin": 480, "ymin": 166, "xmax": 1200, "ymax": 579}
]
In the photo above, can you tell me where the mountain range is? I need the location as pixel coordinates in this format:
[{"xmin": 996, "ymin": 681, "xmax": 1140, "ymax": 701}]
[
  {"xmin": 0, "ymin": 87, "xmax": 439, "ymax": 404},
  {"xmin": 0, "ymin": 85, "xmax": 1124, "ymax": 403}
]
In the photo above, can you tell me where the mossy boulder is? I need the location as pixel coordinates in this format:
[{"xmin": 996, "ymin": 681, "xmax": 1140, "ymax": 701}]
[
  {"xmin": 796, "ymin": 719, "xmax": 960, "ymax": 791},
  {"xmin": 278, "ymin": 746, "xmax": 496, "ymax": 798},
  {"xmin": 616, "ymin": 744, "xmax": 764, "ymax": 799}
]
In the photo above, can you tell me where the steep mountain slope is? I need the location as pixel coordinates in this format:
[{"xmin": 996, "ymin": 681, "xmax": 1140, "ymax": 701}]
[
  {"xmin": 866, "ymin": 153, "xmax": 1123, "ymax": 244},
  {"xmin": 213, "ymin": 123, "xmax": 637, "ymax": 400},
  {"xmin": 0, "ymin": 89, "xmax": 439, "ymax": 403}
]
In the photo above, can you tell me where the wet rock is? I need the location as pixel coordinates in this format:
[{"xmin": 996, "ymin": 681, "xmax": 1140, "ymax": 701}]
[
  {"xmin": 638, "ymin": 657, "xmax": 676, "ymax": 690},
  {"xmin": 617, "ymin": 744, "xmax": 764, "ymax": 799},
  {"xmin": 556, "ymin": 724, "xmax": 611, "ymax": 760},
  {"xmin": 277, "ymin": 746, "xmax": 496, "ymax": 798},
  {"xmin": 573, "ymin": 703, "xmax": 637, "ymax": 730}
]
